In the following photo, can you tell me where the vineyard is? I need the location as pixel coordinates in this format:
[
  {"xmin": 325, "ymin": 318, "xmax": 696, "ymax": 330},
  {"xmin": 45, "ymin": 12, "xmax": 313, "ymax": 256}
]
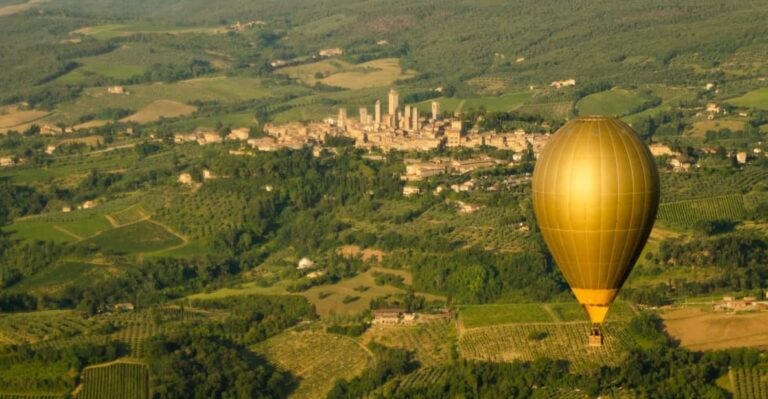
[
  {"xmin": 659, "ymin": 167, "xmax": 768, "ymax": 203},
  {"xmin": 253, "ymin": 331, "xmax": 373, "ymax": 399},
  {"xmin": 731, "ymin": 368, "xmax": 768, "ymax": 399},
  {"xmin": 657, "ymin": 194, "xmax": 746, "ymax": 226},
  {"xmin": 458, "ymin": 322, "xmax": 634, "ymax": 372},
  {"xmin": 108, "ymin": 205, "xmax": 149, "ymax": 226},
  {"xmin": 0, "ymin": 310, "xmax": 94, "ymax": 347},
  {"xmin": 80, "ymin": 359, "xmax": 149, "ymax": 399},
  {"xmin": 365, "ymin": 320, "xmax": 455, "ymax": 367},
  {"xmin": 390, "ymin": 367, "xmax": 451, "ymax": 393}
]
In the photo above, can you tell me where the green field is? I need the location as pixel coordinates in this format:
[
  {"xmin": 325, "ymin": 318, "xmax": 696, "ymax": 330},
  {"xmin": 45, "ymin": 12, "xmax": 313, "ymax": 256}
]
[
  {"xmin": 727, "ymin": 88, "xmax": 768, "ymax": 110},
  {"xmin": 189, "ymin": 267, "xmax": 442, "ymax": 317},
  {"xmin": 81, "ymin": 220, "xmax": 184, "ymax": 254},
  {"xmin": 253, "ymin": 331, "xmax": 373, "ymax": 399},
  {"xmin": 415, "ymin": 91, "xmax": 533, "ymax": 114},
  {"xmin": 279, "ymin": 58, "xmax": 414, "ymax": 89},
  {"xmin": 460, "ymin": 303, "xmax": 553, "ymax": 328},
  {"xmin": 576, "ymin": 88, "xmax": 653, "ymax": 117},
  {"xmin": 729, "ymin": 368, "xmax": 768, "ymax": 399},
  {"xmin": 460, "ymin": 302, "xmax": 636, "ymax": 329},
  {"xmin": 515, "ymin": 101, "xmax": 573, "ymax": 120},
  {"xmin": 658, "ymin": 194, "xmax": 746, "ymax": 226},
  {"xmin": 458, "ymin": 322, "xmax": 634, "ymax": 372},
  {"xmin": 80, "ymin": 360, "xmax": 149, "ymax": 399},
  {"xmin": 51, "ymin": 77, "xmax": 307, "ymax": 125},
  {"xmin": 11, "ymin": 213, "xmax": 114, "ymax": 242},
  {"xmin": 11, "ymin": 261, "xmax": 125, "ymax": 293},
  {"xmin": 0, "ymin": 310, "xmax": 94, "ymax": 346},
  {"xmin": 0, "ymin": 360, "xmax": 72, "ymax": 397},
  {"xmin": 0, "ymin": 148, "xmax": 140, "ymax": 184},
  {"xmin": 72, "ymin": 23, "xmax": 223, "ymax": 40}
]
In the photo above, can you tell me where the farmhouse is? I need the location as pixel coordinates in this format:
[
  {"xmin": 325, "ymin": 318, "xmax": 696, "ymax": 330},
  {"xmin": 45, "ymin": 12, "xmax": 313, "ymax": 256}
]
[
  {"xmin": 550, "ymin": 79, "xmax": 576, "ymax": 89},
  {"xmin": 40, "ymin": 124, "xmax": 62, "ymax": 136},
  {"xmin": 456, "ymin": 201, "xmax": 483, "ymax": 214},
  {"xmin": 297, "ymin": 257, "xmax": 315, "ymax": 270},
  {"xmin": 712, "ymin": 296, "xmax": 766, "ymax": 311},
  {"xmin": 402, "ymin": 185, "xmax": 421, "ymax": 197},
  {"xmin": 372, "ymin": 308, "xmax": 404, "ymax": 325},
  {"xmin": 0, "ymin": 156, "xmax": 15, "ymax": 167},
  {"xmin": 648, "ymin": 143, "xmax": 680, "ymax": 157},
  {"xmin": 319, "ymin": 47, "xmax": 344, "ymax": 57},
  {"xmin": 227, "ymin": 127, "xmax": 250, "ymax": 141},
  {"xmin": 81, "ymin": 200, "xmax": 98, "ymax": 209},
  {"xmin": 306, "ymin": 270, "xmax": 326, "ymax": 280},
  {"xmin": 736, "ymin": 151, "xmax": 748, "ymax": 164},
  {"xmin": 110, "ymin": 303, "xmax": 135, "ymax": 312},
  {"xmin": 178, "ymin": 173, "xmax": 193, "ymax": 185}
]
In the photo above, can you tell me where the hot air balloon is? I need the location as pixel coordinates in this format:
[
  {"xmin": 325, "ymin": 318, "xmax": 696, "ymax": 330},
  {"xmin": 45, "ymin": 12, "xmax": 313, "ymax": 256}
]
[{"xmin": 532, "ymin": 116, "xmax": 659, "ymax": 344}]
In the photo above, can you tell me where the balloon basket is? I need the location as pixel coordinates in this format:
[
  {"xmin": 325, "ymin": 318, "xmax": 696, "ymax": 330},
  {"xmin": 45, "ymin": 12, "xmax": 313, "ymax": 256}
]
[{"xmin": 588, "ymin": 326, "xmax": 604, "ymax": 347}]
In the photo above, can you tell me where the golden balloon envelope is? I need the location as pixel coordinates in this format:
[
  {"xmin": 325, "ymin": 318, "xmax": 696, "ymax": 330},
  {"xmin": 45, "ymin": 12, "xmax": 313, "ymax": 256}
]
[{"xmin": 532, "ymin": 116, "xmax": 659, "ymax": 324}]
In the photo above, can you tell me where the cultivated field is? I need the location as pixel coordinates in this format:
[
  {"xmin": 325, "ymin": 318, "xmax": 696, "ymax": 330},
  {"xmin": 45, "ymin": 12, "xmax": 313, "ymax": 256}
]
[
  {"xmin": 253, "ymin": 331, "xmax": 373, "ymax": 399},
  {"xmin": 458, "ymin": 322, "xmax": 633, "ymax": 372},
  {"xmin": 662, "ymin": 308, "xmax": 768, "ymax": 350},
  {"xmin": 71, "ymin": 23, "xmax": 225, "ymax": 40},
  {"xmin": 121, "ymin": 99, "xmax": 197, "ymax": 123},
  {"xmin": 689, "ymin": 119, "xmax": 747, "ymax": 137},
  {"xmin": 576, "ymin": 88, "xmax": 651, "ymax": 117},
  {"xmin": 80, "ymin": 359, "xmax": 149, "ymax": 399},
  {"xmin": 0, "ymin": 0, "xmax": 45, "ymax": 16},
  {"xmin": 0, "ymin": 106, "xmax": 49, "ymax": 132},
  {"xmin": 728, "ymin": 88, "xmax": 768, "ymax": 110},
  {"xmin": 280, "ymin": 58, "xmax": 415, "ymax": 89},
  {"xmin": 657, "ymin": 194, "xmax": 746, "ymax": 226},
  {"xmin": 364, "ymin": 320, "xmax": 455, "ymax": 367},
  {"xmin": 320, "ymin": 58, "xmax": 416, "ymax": 89},
  {"xmin": 81, "ymin": 220, "xmax": 184, "ymax": 255},
  {"xmin": 11, "ymin": 261, "xmax": 124, "ymax": 294},
  {"xmin": 415, "ymin": 92, "xmax": 533, "ymax": 114},
  {"xmin": 459, "ymin": 301, "xmax": 636, "ymax": 328},
  {"xmin": 516, "ymin": 101, "xmax": 573, "ymax": 120},
  {"xmin": 730, "ymin": 368, "xmax": 768, "ymax": 399},
  {"xmin": 191, "ymin": 267, "xmax": 440, "ymax": 317},
  {"xmin": 0, "ymin": 310, "xmax": 94, "ymax": 346},
  {"xmin": 52, "ymin": 77, "xmax": 302, "ymax": 125}
]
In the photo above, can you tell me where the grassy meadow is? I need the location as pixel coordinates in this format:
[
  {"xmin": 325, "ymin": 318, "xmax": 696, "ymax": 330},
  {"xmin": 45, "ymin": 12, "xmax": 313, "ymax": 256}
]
[{"xmin": 576, "ymin": 88, "xmax": 653, "ymax": 117}]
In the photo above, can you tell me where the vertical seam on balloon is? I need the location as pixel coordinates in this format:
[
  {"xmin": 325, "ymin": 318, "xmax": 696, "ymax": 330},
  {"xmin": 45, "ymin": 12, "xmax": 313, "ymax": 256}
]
[
  {"xmin": 539, "ymin": 125, "xmax": 568, "ymax": 285},
  {"xmin": 569, "ymin": 121, "xmax": 585, "ymax": 289},
  {"xmin": 551, "ymin": 127, "xmax": 574, "ymax": 287},
  {"xmin": 597, "ymin": 122, "xmax": 611, "ymax": 288},
  {"xmin": 624, "ymin": 127, "xmax": 652, "ymax": 286},
  {"xmin": 597, "ymin": 118, "xmax": 605, "ymax": 289},
  {"xmin": 621, "ymin": 120, "xmax": 645, "ymax": 287},
  {"xmin": 614, "ymin": 120, "xmax": 636, "ymax": 289},
  {"xmin": 606, "ymin": 119, "xmax": 620, "ymax": 289}
]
